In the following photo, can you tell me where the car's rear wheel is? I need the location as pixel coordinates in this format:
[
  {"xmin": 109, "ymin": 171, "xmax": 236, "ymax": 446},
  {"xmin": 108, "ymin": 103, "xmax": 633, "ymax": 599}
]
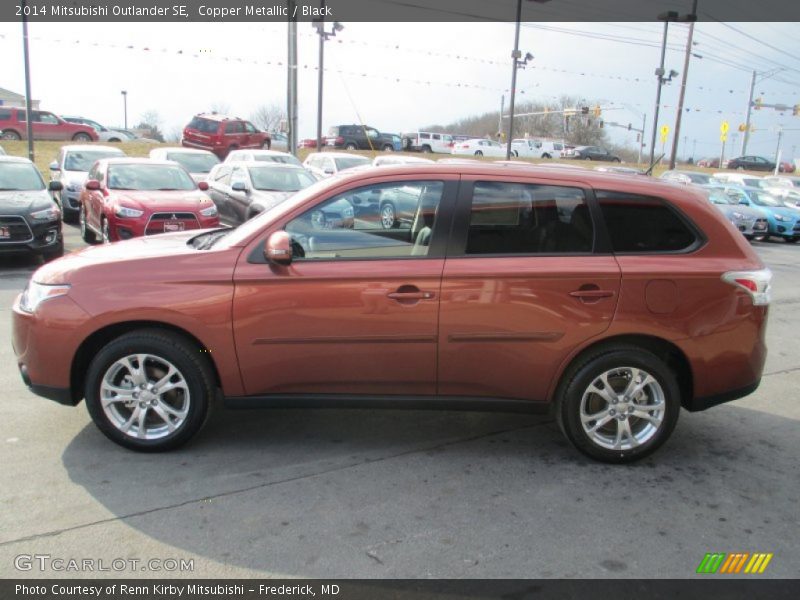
[
  {"xmin": 556, "ymin": 345, "xmax": 680, "ymax": 463},
  {"xmin": 421, "ymin": 145, "xmax": 432, "ymax": 154},
  {"xmin": 72, "ymin": 132, "xmax": 92, "ymax": 142},
  {"xmin": 382, "ymin": 144, "xmax": 394, "ymax": 152},
  {"xmin": 380, "ymin": 202, "xmax": 397, "ymax": 229},
  {"xmin": 474, "ymin": 150, "xmax": 483, "ymax": 157},
  {"xmin": 542, "ymin": 153, "xmax": 551, "ymax": 159},
  {"xmin": 1, "ymin": 130, "xmax": 21, "ymax": 140},
  {"xmin": 79, "ymin": 204, "xmax": 97, "ymax": 244},
  {"xmin": 84, "ymin": 329, "xmax": 214, "ymax": 452},
  {"xmin": 345, "ymin": 142, "xmax": 357, "ymax": 150}
]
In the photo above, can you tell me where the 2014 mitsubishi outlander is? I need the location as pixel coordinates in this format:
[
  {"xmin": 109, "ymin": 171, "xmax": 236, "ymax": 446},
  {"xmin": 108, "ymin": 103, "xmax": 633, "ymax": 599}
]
[{"xmin": 12, "ymin": 164, "xmax": 771, "ymax": 462}]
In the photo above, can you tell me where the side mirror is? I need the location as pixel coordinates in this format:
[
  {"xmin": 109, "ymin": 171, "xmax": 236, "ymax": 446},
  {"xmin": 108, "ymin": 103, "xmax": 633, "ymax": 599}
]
[
  {"xmin": 197, "ymin": 181, "xmax": 209, "ymax": 191},
  {"xmin": 85, "ymin": 179, "xmax": 101, "ymax": 191},
  {"xmin": 323, "ymin": 168, "xmax": 334, "ymax": 175},
  {"xmin": 231, "ymin": 181, "xmax": 248, "ymax": 192},
  {"xmin": 49, "ymin": 161, "xmax": 60, "ymax": 171},
  {"xmin": 264, "ymin": 231, "xmax": 293, "ymax": 266},
  {"xmin": 48, "ymin": 181, "xmax": 63, "ymax": 192}
]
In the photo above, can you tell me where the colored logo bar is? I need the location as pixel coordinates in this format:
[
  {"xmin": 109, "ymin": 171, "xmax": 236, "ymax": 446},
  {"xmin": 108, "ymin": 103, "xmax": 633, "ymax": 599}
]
[{"xmin": 696, "ymin": 553, "xmax": 773, "ymax": 574}]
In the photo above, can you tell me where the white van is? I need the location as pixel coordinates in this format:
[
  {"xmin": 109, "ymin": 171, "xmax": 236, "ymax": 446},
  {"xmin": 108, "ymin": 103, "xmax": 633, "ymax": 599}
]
[
  {"xmin": 402, "ymin": 131, "xmax": 454, "ymax": 154},
  {"xmin": 511, "ymin": 139, "xmax": 563, "ymax": 159}
]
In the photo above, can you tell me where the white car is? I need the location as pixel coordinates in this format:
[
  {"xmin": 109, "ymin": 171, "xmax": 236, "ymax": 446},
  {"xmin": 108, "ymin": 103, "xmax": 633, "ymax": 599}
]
[
  {"xmin": 0, "ymin": 145, "xmax": 5, "ymax": 155},
  {"xmin": 224, "ymin": 149, "xmax": 301, "ymax": 167},
  {"xmin": 762, "ymin": 175, "xmax": 800, "ymax": 191},
  {"xmin": 511, "ymin": 139, "xmax": 563, "ymax": 159},
  {"xmin": 269, "ymin": 133, "xmax": 289, "ymax": 151},
  {"xmin": 303, "ymin": 152, "xmax": 370, "ymax": 178},
  {"xmin": 61, "ymin": 116, "xmax": 128, "ymax": 143},
  {"xmin": 402, "ymin": 131, "xmax": 454, "ymax": 154},
  {"xmin": 372, "ymin": 155, "xmax": 434, "ymax": 167},
  {"xmin": 713, "ymin": 173, "xmax": 767, "ymax": 189},
  {"xmin": 452, "ymin": 138, "xmax": 506, "ymax": 158},
  {"xmin": 149, "ymin": 147, "xmax": 220, "ymax": 184},
  {"xmin": 48, "ymin": 144, "xmax": 126, "ymax": 222}
]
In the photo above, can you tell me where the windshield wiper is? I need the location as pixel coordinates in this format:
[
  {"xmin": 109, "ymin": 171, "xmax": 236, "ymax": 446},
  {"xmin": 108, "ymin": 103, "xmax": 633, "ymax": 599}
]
[{"xmin": 192, "ymin": 228, "xmax": 233, "ymax": 250}]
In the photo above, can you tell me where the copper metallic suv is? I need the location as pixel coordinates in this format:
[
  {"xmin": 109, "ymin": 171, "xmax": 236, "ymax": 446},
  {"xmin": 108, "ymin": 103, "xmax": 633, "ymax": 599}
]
[{"xmin": 12, "ymin": 164, "xmax": 771, "ymax": 462}]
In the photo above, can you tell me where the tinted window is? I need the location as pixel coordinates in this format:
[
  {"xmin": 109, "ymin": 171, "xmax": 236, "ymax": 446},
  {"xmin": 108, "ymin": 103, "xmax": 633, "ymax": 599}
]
[
  {"xmin": 597, "ymin": 191, "xmax": 698, "ymax": 253},
  {"xmin": 224, "ymin": 122, "xmax": 243, "ymax": 134},
  {"xmin": 334, "ymin": 156, "xmax": 370, "ymax": 171},
  {"xmin": 286, "ymin": 181, "xmax": 444, "ymax": 260},
  {"xmin": 188, "ymin": 117, "xmax": 219, "ymax": 134},
  {"xmin": 244, "ymin": 122, "xmax": 258, "ymax": 134},
  {"xmin": 466, "ymin": 182, "xmax": 593, "ymax": 254}
]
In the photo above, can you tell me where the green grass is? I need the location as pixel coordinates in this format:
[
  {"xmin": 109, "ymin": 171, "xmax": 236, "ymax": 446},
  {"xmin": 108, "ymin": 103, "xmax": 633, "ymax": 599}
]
[{"xmin": 1, "ymin": 139, "xmax": 763, "ymax": 180}]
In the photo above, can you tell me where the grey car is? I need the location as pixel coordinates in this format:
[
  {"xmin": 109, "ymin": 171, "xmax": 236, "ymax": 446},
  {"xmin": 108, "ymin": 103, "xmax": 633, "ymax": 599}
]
[{"xmin": 701, "ymin": 184, "xmax": 768, "ymax": 241}]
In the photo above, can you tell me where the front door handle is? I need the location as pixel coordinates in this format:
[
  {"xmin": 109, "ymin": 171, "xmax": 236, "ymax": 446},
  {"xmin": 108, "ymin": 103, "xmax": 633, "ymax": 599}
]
[
  {"xmin": 569, "ymin": 289, "xmax": 615, "ymax": 299},
  {"xmin": 387, "ymin": 291, "xmax": 436, "ymax": 300}
]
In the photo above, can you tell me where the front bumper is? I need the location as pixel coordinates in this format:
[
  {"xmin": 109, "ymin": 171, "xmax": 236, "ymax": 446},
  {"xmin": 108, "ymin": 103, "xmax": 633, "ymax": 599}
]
[
  {"xmin": 0, "ymin": 216, "xmax": 62, "ymax": 256},
  {"xmin": 60, "ymin": 190, "xmax": 82, "ymax": 214}
]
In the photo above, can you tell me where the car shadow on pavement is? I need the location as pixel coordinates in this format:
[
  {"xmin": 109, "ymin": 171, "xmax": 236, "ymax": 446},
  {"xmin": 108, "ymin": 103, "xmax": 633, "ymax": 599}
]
[{"xmin": 60, "ymin": 404, "xmax": 799, "ymax": 578}]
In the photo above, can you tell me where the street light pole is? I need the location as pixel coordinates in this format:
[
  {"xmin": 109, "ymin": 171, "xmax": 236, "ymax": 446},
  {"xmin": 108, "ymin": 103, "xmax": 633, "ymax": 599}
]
[
  {"xmin": 505, "ymin": 0, "xmax": 523, "ymax": 160},
  {"xmin": 121, "ymin": 90, "xmax": 128, "ymax": 130},
  {"xmin": 287, "ymin": 1, "xmax": 298, "ymax": 156},
  {"xmin": 315, "ymin": 22, "xmax": 325, "ymax": 152},
  {"xmin": 21, "ymin": 0, "xmax": 34, "ymax": 160},
  {"xmin": 741, "ymin": 68, "xmax": 783, "ymax": 155},
  {"xmin": 649, "ymin": 14, "xmax": 673, "ymax": 166}
]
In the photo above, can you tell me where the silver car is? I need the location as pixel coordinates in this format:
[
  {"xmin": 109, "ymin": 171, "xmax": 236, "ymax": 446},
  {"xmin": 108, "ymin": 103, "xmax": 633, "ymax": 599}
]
[
  {"xmin": 149, "ymin": 147, "xmax": 220, "ymax": 184},
  {"xmin": 702, "ymin": 185, "xmax": 768, "ymax": 240},
  {"xmin": 49, "ymin": 145, "xmax": 126, "ymax": 222}
]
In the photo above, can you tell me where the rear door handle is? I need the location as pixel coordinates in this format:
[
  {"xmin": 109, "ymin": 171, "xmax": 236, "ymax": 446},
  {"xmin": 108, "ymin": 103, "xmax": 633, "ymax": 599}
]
[{"xmin": 569, "ymin": 289, "xmax": 615, "ymax": 299}]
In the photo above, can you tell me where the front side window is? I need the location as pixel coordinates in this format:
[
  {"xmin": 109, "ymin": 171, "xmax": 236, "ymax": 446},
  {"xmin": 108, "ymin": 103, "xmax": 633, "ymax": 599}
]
[
  {"xmin": 466, "ymin": 182, "xmax": 593, "ymax": 255},
  {"xmin": 38, "ymin": 112, "xmax": 59, "ymax": 124},
  {"xmin": 166, "ymin": 152, "xmax": 219, "ymax": 173},
  {"xmin": 224, "ymin": 122, "xmax": 243, "ymax": 134},
  {"xmin": 286, "ymin": 181, "xmax": 444, "ymax": 260},
  {"xmin": 244, "ymin": 122, "xmax": 258, "ymax": 134},
  {"xmin": 597, "ymin": 191, "xmax": 698, "ymax": 253}
]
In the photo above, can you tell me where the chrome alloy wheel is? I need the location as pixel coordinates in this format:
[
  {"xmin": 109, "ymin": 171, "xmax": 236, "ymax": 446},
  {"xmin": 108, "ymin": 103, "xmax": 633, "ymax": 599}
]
[
  {"xmin": 579, "ymin": 367, "xmax": 665, "ymax": 451},
  {"xmin": 380, "ymin": 203, "xmax": 396, "ymax": 229},
  {"xmin": 100, "ymin": 354, "xmax": 190, "ymax": 440}
]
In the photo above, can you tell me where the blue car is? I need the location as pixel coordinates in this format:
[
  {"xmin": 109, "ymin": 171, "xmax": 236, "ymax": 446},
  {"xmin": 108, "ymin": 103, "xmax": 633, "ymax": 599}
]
[{"xmin": 724, "ymin": 185, "xmax": 800, "ymax": 243}]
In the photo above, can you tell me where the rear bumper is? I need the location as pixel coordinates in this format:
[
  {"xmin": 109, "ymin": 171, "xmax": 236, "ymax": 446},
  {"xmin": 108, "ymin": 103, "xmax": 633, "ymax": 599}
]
[{"xmin": 683, "ymin": 380, "xmax": 761, "ymax": 412}]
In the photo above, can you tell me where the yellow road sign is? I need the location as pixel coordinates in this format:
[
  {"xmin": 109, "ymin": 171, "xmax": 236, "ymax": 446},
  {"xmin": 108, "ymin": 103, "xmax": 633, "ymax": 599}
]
[
  {"xmin": 721, "ymin": 121, "xmax": 730, "ymax": 134},
  {"xmin": 660, "ymin": 125, "xmax": 670, "ymax": 136}
]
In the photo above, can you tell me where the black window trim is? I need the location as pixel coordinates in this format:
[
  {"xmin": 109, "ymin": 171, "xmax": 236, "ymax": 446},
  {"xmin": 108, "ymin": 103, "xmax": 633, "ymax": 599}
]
[
  {"xmin": 247, "ymin": 178, "xmax": 460, "ymax": 264},
  {"xmin": 446, "ymin": 178, "xmax": 612, "ymax": 259}
]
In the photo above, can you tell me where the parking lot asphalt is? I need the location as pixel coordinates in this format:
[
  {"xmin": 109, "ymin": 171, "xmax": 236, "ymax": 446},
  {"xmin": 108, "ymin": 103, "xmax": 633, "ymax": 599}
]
[{"xmin": 0, "ymin": 224, "xmax": 798, "ymax": 579}]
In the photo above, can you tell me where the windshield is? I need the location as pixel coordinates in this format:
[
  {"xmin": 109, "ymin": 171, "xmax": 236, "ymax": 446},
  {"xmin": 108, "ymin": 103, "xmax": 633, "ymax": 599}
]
[
  {"xmin": 685, "ymin": 172, "xmax": 711, "ymax": 184},
  {"xmin": 253, "ymin": 154, "xmax": 302, "ymax": 166},
  {"xmin": 335, "ymin": 156, "xmax": 370, "ymax": 170},
  {"xmin": 749, "ymin": 190, "xmax": 783, "ymax": 207},
  {"xmin": 166, "ymin": 152, "xmax": 219, "ymax": 173},
  {"xmin": 249, "ymin": 167, "xmax": 316, "ymax": 192},
  {"xmin": 0, "ymin": 162, "xmax": 45, "ymax": 191},
  {"xmin": 65, "ymin": 150, "xmax": 124, "ymax": 172},
  {"xmin": 108, "ymin": 164, "xmax": 196, "ymax": 191},
  {"xmin": 704, "ymin": 188, "xmax": 733, "ymax": 205}
]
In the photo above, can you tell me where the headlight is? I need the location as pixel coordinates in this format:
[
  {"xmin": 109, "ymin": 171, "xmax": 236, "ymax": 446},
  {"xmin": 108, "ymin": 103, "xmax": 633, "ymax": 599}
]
[
  {"xmin": 774, "ymin": 214, "xmax": 788, "ymax": 222},
  {"xmin": 19, "ymin": 281, "xmax": 70, "ymax": 314},
  {"xmin": 200, "ymin": 205, "xmax": 218, "ymax": 217},
  {"xmin": 29, "ymin": 206, "xmax": 61, "ymax": 222},
  {"xmin": 732, "ymin": 212, "xmax": 743, "ymax": 220},
  {"xmin": 115, "ymin": 206, "xmax": 144, "ymax": 218}
]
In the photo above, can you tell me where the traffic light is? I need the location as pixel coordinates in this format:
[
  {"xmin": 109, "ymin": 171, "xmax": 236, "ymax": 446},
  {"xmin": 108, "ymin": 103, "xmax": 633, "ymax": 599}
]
[
  {"xmin": 754, "ymin": 97, "xmax": 763, "ymax": 111},
  {"xmin": 794, "ymin": 104, "xmax": 800, "ymax": 116}
]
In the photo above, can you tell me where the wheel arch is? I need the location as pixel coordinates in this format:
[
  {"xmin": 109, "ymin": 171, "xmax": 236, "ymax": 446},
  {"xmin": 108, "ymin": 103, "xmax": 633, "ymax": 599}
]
[
  {"xmin": 549, "ymin": 334, "xmax": 694, "ymax": 409},
  {"xmin": 70, "ymin": 320, "xmax": 223, "ymax": 405}
]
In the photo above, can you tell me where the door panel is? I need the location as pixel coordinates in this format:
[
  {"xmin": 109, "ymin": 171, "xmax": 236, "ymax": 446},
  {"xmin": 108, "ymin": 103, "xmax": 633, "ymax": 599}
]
[
  {"xmin": 439, "ymin": 256, "xmax": 620, "ymax": 401},
  {"xmin": 232, "ymin": 259, "xmax": 444, "ymax": 395}
]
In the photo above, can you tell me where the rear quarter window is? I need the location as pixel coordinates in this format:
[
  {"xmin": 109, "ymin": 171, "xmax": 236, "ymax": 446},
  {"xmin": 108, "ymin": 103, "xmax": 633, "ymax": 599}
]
[
  {"xmin": 0, "ymin": 109, "xmax": 12, "ymax": 121},
  {"xmin": 596, "ymin": 190, "xmax": 700, "ymax": 253}
]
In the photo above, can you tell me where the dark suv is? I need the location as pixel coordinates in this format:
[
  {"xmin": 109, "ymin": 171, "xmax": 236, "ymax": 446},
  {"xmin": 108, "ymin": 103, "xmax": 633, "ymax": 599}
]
[
  {"xmin": 182, "ymin": 114, "xmax": 271, "ymax": 159},
  {"xmin": 326, "ymin": 125, "xmax": 396, "ymax": 151}
]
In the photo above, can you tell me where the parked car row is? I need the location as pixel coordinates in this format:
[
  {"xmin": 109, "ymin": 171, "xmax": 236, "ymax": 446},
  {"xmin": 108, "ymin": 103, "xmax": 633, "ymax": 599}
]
[{"xmin": 0, "ymin": 108, "xmax": 155, "ymax": 143}]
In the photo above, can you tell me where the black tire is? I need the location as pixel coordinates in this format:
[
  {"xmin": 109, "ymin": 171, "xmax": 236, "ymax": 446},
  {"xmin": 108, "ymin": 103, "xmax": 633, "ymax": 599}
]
[
  {"xmin": 79, "ymin": 204, "xmax": 97, "ymax": 244},
  {"xmin": 42, "ymin": 242, "xmax": 64, "ymax": 262},
  {"xmin": 612, "ymin": 157, "xmax": 621, "ymax": 163},
  {"xmin": 72, "ymin": 132, "xmax": 92, "ymax": 142},
  {"xmin": 382, "ymin": 144, "xmax": 394, "ymax": 152},
  {"xmin": 108, "ymin": 137, "xmax": 122, "ymax": 143},
  {"xmin": 379, "ymin": 202, "xmax": 397, "ymax": 230},
  {"xmin": 542, "ymin": 153, "xmax": 551, "ymax": 159},
  {"xmin": 421, "ymin": 145, "xmax": 432, "ymax": 154},
  {"xmin": 736, "ymin": 165, "xmax": 745, "ymax": 171},
  {"xmin": 84, "ymin": 329, "xmax": 214, "ymax": 452},
  {"xmin": 785, "ymin": 237, "xmax": 798, "ymax": 244},
  {"xmin": 744, "ymin": 234, "xmax": 754, "ymax": 241},
  {"xmin": 474, "ymin": 150, "xmax": 483, "ymax": 157},
  {"xmin": 584, "ymin": 156, "xmax": 592, "ymax": 160},
  {"xmin": 345, "ymin": 142, "xmax": 357, "ymax": 150},
  {"xmin": 555, "ymin": 345, "xmax": 681, "ymax": 463},
  {"xmin": 262, "ymin": 140, "xmax": 271, "ymax": 150},
  {"xmin": 1, "ymin": 129, "xmax": 21, "ymax": 141}
]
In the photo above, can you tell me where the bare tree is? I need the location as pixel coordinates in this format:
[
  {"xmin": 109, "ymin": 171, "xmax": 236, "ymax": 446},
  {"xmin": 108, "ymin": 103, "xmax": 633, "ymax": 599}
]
[
  {"xmin": 250, "ymin": 103, "xmax": 287, "ymax": 133},
  {"xmin": 135, "ymin": 109, "xmax": 165, "ymax": 142}
]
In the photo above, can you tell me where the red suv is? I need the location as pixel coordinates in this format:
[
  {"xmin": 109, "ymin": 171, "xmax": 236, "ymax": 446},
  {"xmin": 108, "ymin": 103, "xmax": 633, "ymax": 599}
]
[
  {"xmin": 12, "ymin": 164, "xmax": 770, "ymax": 462},
  {"xmin": 0, "ymin": 108, "xmax": 98, "ymax": 142},
  {"xmin": 181, "ymin": 114, "xmax": 271, "ymax": 159},
  {"xmin": 78, "ymin": 158, "xmax": 220, "ymax": 243}
]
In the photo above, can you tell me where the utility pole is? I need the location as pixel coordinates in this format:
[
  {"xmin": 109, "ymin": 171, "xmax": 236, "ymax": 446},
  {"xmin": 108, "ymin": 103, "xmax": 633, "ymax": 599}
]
[
  {"xmin": 287, "ymin": 1, "xmax": 298, "ymax": 156},
  {"xmin": 21, "ymin": 0, "xmax": 34, "ymax": 160},
  {"xmin": 505, "ymin": 0, "xmax": 523, "ymax": 160},
  {"xmin": 669, "ymin": 0, "xmax": 697, "ymax": 170},
  {"xmin": 499, "ymin": 94, "xmax": 504, "ymax": 139},
  {"xmin": 741, "ymin": 70, "xmax": 757, "ymax": 155},
  {"xmin": 649, "ymin": 15, "xmax": 672, "ymax": 165},
  {"xmin": 774, "ymin": 127, "xmax": 783, "ymax": 175},
  {"xmin": 315, "ymin": 20, "xmax": 325, "ymax": 152}
]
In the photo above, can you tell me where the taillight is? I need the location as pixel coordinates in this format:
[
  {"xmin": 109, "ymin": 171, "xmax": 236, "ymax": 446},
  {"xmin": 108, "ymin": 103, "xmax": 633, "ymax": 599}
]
[
  {"xmin": 336, "ymin": 136, "xmax": 344, "ymax": 144},
  {"xmin": 722, "ymin": 268, "xmax": 772, "ymax": 306}
]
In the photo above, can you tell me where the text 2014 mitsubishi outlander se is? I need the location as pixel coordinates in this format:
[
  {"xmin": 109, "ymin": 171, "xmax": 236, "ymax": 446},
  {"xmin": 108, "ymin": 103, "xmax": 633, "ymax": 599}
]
[{"xmin": 12, "ymin": 164, "xmax": 771, "ymax": 462}]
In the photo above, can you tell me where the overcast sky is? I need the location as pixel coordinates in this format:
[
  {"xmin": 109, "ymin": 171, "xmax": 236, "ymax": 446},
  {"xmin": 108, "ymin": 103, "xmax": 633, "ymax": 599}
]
[{"xmin": 0, "ymin": 21, "xmax": 798, "ymax": 161}]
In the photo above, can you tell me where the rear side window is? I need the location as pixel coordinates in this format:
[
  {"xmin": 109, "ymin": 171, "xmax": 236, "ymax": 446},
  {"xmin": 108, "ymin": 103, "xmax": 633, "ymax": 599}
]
[
  {"xmin": 188, "ymin": 117, "xmax": 219, "ymax": 134},
  {"xmin": 224, "ymin": 122, "xmax": 244, "ymax": 134},
  {"xmin": 0, "ymin": 109, "xmax": 12, "ymax": 120},
  {"xmin": 596, "ymin": 191, "xmax": 699, "ymax": 253},
  {"xmin": 466, "ymin": 181, "xmax": 594, "ymax": 255}
]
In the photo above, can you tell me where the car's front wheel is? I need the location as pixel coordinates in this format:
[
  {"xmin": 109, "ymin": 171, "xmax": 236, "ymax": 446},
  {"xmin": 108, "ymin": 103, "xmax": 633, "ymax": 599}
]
[
  {"xmin": 79, "ymin": 204, "xmax": 97, "ymax": 244},
  {"xmin": 84, "ymin": 329, "xmax": 214, "ymax": 452},
  {"xmin": 380, "ymin": 202, "xmax": 397, "ymax": 229},
  {"xmin": 72, "ymin": 132, "xmax": 92, "ymax": 142},
  {"xmin": 556, "ymin": 345, "xmax": 680, "ymax": 463}
]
